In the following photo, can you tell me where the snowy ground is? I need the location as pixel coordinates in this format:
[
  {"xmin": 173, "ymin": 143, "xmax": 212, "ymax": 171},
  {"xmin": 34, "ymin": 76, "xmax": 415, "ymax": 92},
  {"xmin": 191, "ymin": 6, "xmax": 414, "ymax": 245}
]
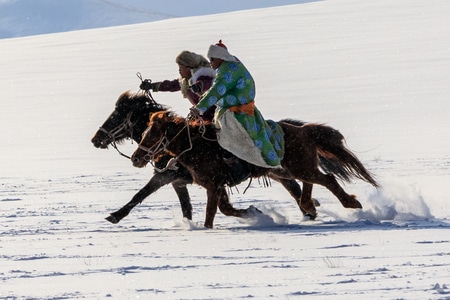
[{"xmin": 1, "ymin": 0, "xmax": 450, "ymax": 299}]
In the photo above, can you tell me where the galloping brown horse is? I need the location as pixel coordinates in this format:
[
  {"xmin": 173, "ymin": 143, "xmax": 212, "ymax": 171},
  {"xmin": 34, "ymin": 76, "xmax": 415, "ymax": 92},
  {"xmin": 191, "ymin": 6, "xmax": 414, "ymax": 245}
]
[
  {"xmin": 92, "ymin": 91, "xmax": 334, "ymax": 223},
  {"xmin": 131, "ymin": 110, "xmax": 379, "ymax": 228}
]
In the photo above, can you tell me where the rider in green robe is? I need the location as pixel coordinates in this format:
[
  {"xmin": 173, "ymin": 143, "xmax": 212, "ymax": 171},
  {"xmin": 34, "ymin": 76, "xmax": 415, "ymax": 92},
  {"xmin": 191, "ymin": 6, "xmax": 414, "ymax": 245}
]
[{"xmin": 193, "ymin": 40, "xmax": 284, "ymax": 168}]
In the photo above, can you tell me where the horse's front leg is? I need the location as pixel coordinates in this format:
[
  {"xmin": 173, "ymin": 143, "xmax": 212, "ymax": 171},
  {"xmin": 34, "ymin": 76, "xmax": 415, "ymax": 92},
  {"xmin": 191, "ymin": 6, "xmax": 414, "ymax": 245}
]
[
  {"xmin": 172, "ymin": 181, "xmax": 192, "ymax": 220},
  {"xmin": 106, "ymin": 169, "xmax": 192, "ymax": 224},
  {"xmin": 156, "ymin": 155, "xmax": 194, "ymax": 219},
  {"xmin": 204, "ymin": 186, "xmax": 220, "ymax": 228}
]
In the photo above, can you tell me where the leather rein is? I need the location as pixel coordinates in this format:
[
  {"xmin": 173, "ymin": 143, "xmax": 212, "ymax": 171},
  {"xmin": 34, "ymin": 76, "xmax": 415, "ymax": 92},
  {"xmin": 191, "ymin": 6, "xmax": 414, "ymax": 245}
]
[
  {"xmin": 137, "ymin": 119, "xmax": 194, "ymax": 173},
  {"xmin": 98, "ymin": 111, "xmax": 136, "ymax": 159}
]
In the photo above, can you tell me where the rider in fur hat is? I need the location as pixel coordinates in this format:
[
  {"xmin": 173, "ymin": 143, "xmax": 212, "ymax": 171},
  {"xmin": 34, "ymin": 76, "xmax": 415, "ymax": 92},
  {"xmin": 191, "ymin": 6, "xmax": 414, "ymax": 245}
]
[{"xmin": 140, "ymin": 50, "xmax": 216, "ymax": 121}]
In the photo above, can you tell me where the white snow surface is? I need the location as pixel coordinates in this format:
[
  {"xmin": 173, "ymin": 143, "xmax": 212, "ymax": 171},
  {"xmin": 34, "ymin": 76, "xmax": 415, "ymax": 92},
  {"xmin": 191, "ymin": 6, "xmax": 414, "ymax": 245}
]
[{"xmin": 1, "ymin": 0, "xmax": 450, "ymax": 299}]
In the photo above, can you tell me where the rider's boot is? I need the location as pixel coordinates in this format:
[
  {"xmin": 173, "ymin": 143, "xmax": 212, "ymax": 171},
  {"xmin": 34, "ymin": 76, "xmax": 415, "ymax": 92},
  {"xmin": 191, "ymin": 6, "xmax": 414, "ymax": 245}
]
[{"xmin": 223, "ymin": 152, "xmax": 252, "ymax": 186}]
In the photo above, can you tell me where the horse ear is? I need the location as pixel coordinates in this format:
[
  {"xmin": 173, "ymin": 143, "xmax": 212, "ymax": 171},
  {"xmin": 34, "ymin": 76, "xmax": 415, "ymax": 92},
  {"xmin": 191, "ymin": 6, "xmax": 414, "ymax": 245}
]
[
  {"xmin": 115, "ymin": 91, "xmax": 128, "ymax": 107},
  {"xmin": 149, "ymin": 111, "xmax": 159, "ymax": 123},
  {"xmin": 157, "ymin": 111, "xmax": 165, "ymax": 119}
]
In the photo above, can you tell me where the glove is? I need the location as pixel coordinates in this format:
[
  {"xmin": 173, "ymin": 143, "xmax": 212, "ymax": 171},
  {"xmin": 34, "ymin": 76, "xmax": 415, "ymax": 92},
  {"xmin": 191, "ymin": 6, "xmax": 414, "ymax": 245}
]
[
  {"xmin": 139, "ymin": 79, "xmax": 153, "ymax": 91},
  {"xmin": 188, "ymin": 107, "xmax": 201, "ymax": 120},
  {"xmin": 190, "ymin": 82, "xmax": 202, "ymax": 93}
]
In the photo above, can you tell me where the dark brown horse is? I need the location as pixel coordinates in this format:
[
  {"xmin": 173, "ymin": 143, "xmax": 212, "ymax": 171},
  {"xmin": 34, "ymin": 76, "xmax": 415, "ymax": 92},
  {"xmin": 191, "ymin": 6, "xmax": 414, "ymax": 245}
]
[
  {"xmin": 131, "ymin": 110, "xmax": 379, "ymax": 228},
  {"xmin": 91, "ymin": 91, "xmax": 194, "ymax": 223},
  {"xmin": 91, "ymin": 91, "xmax": 319, "ymax": 223}
]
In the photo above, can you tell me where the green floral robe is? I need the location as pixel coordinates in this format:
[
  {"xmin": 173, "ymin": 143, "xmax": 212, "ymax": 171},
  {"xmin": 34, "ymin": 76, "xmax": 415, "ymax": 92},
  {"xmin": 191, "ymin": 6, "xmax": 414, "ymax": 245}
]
[{"xmin": 195, "ymin": 60, "xmax": 284, "ymax": 167}]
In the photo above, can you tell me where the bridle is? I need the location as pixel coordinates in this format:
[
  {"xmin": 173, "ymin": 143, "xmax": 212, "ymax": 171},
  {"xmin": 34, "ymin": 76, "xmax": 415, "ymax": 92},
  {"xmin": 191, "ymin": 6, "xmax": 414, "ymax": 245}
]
[
  {"xmin": 136, "ymin": 132, "xmax": 170, "ymax": 162},
  {"xmin": 98, "ymin": 111, "xmax": 137, "ymax": 159},
  {"xmin": 97, "ymin": 85, "xmax": 159, "ymax": 159},
  {"xmin": 137, "ymin": 118, "xmax": 194, "ymax": 173}
]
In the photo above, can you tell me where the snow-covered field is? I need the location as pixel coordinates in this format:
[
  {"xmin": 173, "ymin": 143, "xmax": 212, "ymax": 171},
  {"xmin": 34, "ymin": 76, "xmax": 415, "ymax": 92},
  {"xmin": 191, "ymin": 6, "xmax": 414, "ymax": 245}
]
[{"xmin": 1, "ymin": 0, "xmax": 450, "ymax": 299}]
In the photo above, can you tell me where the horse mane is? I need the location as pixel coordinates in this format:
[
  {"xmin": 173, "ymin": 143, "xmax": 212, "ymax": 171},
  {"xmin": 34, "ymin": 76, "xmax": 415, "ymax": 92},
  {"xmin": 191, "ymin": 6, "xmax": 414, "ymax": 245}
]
[
  {"xmin": 279, "ymin": 118, "xmax": 307, "ymax": 127},
  {"xmin": 281, "ymin": 118, "xmax": 331, "ymax": 131},
  {"xmin": 150, "ymin": 110, "xmax": 213, "ymax": 127},
  {"xmin": 117, "ymin": 90, "xmax": 169, "ymax": 112},
  {"xmin": 150, "ymin": 110, "xmax": 183, "ymax": 124}
]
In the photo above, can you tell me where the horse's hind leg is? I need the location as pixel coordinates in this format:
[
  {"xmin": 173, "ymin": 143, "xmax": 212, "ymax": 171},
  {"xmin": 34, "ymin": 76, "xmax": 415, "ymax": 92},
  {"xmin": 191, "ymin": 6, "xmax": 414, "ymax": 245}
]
[
  {"xmin": 298, "ymin": 182, "xmax": 317, "ymax": 219},
  {"xmin": 324, "ymin": 173, "xmax": 362, "ymax": 208},
  {"xmin": 203, "ymin": 185, "xmax": 255, "ymax": 228},
  {"xmin": 277, "ymin": 178, "xmax": 315, "ymax": 220},
  {"xmin": 268, "ymin": 170, "xmax": 318, "ymax": 219},
  {"xmin": 306, "ymin": 172, "xmax": 362, "ymax": 209},
  {"xmin": 216, "ymin": 187, "xmax": 251, "ymax": 218},
  {"xmin": 277, "ymin": 178, "xmax": 301, "ymax": 202}
]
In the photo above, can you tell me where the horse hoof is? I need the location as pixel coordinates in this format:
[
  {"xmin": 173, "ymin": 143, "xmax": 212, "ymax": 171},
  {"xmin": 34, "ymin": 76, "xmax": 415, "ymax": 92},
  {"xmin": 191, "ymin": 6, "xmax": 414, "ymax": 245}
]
[
  {"xmin": 247, "ymin": 205, "xmax": 263, "ymax": 215},
  {"xmin": 344, "ymin": 195, "xmax": 362, "ymax": 209},
  {"xmin": 304, "ymin": 213, "xmax": 317, "ymax": 221},
  {"xmin": 105, "ymin": 215, "xmax": 119, "ymax": 224}
]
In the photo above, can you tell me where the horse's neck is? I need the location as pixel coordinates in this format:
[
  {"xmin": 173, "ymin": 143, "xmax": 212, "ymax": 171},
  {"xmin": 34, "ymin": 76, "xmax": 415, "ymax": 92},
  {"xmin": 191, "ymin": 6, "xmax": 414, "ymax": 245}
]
[
  {"xmin": 169, "ymin": 122, "xmax": 217, "ymax": 156},
  {"xmin": 133, "ymin": 111, "xmax": 153, "ymax": 143},
  {"xmin": 164, "ymin": 122, "xmax": 195, "ymax": 155}
]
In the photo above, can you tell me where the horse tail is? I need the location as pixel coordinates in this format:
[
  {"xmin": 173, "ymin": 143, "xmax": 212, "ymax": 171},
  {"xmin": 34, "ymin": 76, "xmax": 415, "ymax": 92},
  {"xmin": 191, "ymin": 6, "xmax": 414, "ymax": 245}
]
[
  {"xmin": 304, "ymin": 124, "xmax": 379, "ymax": 187},
  {"xmin": 280, "ymin": 119, "xmax": 351, "ymax": 180}
]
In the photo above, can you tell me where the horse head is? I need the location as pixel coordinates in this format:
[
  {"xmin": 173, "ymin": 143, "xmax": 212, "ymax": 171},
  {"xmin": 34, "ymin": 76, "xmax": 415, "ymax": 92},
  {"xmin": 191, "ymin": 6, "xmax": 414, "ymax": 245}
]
[
  {"xmin": 91, "ymin": 90, "xmax": 166, "ymax": 149},
  {"xmin": 131, "ymin": 110, "xmax": 188, "ymax": 168}
]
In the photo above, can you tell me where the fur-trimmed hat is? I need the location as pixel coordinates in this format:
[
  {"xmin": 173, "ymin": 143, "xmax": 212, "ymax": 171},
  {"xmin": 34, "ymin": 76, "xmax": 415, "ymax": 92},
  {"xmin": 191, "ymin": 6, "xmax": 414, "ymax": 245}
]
[
  {"xmin": 207, "ymin": 40, "xmax": 238, "ymax": 62},
  {"xmin": 176, "ymin": 50, "xmax": 210, "ymax": 69}
]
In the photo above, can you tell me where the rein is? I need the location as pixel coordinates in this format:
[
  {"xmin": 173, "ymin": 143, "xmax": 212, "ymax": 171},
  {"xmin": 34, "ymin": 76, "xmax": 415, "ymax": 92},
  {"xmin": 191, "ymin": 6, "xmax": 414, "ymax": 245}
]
[
  {"xmin": 137, "ymin": 133, "xmax": 169, "ymax": 161},
  {"xmin": 140, "ymin": 119, "xmax": 193, "ymax": 173},
  {"xmin": 187, "ymin": 111, "xmax": 219, "ymax": 142},
  {"xmin": 98, "ymin": 111, "xmax": 136, "ymax": 159},
  {"xmin": 146, "ymin": 113, "xmax": 218, "ymax": 172},
  {"xmin": 111, "ymin": 141, "xmax": 132, "ymax": 160}
]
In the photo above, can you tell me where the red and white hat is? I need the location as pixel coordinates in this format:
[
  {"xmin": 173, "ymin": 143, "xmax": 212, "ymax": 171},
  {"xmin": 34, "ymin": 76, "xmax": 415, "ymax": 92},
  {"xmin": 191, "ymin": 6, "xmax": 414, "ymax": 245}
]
[{"xmin": 207, "ymin": 40, "xmax": 238, "ymax": 62}]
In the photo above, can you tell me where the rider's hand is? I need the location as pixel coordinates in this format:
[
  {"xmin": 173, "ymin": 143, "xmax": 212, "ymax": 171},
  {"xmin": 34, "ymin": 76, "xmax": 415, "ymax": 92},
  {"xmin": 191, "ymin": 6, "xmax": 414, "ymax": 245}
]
[
  {"xmin": 190, "ymin": 82, "xmax": 202, "ymax": 93},
  {"xmin": 139, "ymin": 79, "xmax": 153, "ymax": 91},
  {"xmin": 189, "ymin": 107, "xmax": 201, "ymax": 119}
]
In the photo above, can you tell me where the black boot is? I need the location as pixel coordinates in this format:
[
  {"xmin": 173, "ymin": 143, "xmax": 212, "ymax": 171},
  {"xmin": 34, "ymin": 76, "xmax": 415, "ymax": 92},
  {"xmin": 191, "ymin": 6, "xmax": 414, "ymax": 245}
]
[{"xmin": 223, "ymin": 151, "xmax": 252, "ymax": 186}]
